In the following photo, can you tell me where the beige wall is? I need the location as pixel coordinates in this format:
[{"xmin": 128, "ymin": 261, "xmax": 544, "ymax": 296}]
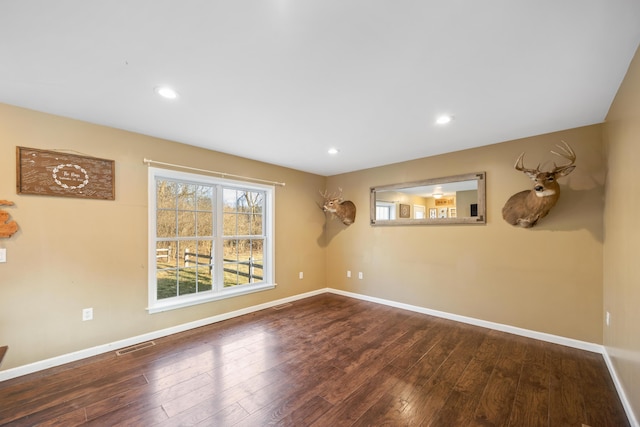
[
  {"xmin": 0, "ymin": 87, "xmax": 629, "ymax": 404},
  {"xmin": 457, "ymin": 190, "xmax": 477, "ymax": 218},
  {"xmin": 0, "ymin": 104, "xmax": 610, "ymax": 377},
  {"xmin": 326, "ymin": 124, "xmax": 605, "ymax": 343},
  {"xmin": 603, "ymin": 46, "xmax": 640, "ymax": 423},
  {"xmin": 0, "ymin": 103, "xmax": 327, "ymax": 370}
]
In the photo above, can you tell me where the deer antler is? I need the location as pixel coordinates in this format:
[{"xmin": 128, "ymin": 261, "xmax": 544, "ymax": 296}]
[
  {"xmin": 550, "ymin": 140, "xmax": 576, "ymax": 173},
  {"xmin": 515, "ymin": 141, "xmax": 576, "ymax": 175},
  {"xmin": 319, "ymin": 189, "xmax": 343, "ymax": 201},
  {"xmin": 514, "ymin": 153, "xmax": 541, "ymax": 175}
]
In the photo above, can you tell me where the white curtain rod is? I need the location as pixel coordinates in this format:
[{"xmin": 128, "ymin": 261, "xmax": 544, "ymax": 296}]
[{"xmin": 143, "ymin": 158, "xmax": 286, "ymax": 187}]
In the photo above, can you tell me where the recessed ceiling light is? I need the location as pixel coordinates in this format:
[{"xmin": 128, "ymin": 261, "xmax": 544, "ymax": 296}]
[
  {"xmin": 155, "ymin": 86, "xmax": 179, "ymax": 99},
  {"xmin": 328, "ymin": 148, "xmax": 340, "ymax": 155},
  {"xmin": 435, "ymin": 115, "xmax": 454, "ymax": 125}
]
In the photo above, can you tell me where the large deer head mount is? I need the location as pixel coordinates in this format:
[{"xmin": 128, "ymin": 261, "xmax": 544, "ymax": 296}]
[
  {"xmin": 319, "ymin": 188, "xmax": 356, "ymax": 226},
  {"xmin": 502, "ymin": 141, "xmax": 576, "ymax": 228}
]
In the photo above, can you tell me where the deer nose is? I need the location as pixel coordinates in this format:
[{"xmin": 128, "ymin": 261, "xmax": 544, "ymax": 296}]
[{"xmin": 534, "ymin": 185, "xmax": 544, "ymax": 192}]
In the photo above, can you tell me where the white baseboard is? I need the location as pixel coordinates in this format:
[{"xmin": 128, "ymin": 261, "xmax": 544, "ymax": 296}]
[
  {"xmin": 602, "ymin": 347, "xmax": 639, "ymax": 427},
  {"xmin": 327, "ymin": 288, "xmax": 603, "ymax": 353},
  {"xmin": 0, "ymin": 289, "xmax": 326, "ymax": 382},
  {"xmin": 328, "ymin": 288, "xmax": 639, "ymax": 427},
  {"xmin": 2, "ymin": 287, "xmax": 635, "ymax": 427},
  {"xmin": 0, "ymin": 287, "xmax": 604, "ymax": 381}
]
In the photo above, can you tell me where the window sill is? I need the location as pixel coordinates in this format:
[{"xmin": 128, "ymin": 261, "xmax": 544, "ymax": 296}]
[{"xmin": 147, "ymin": 282, "xmax": 277, "ymax": 314}]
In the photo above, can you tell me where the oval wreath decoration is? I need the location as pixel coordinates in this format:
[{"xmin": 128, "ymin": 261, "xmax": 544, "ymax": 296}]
[{"xmin": 52, "ymin": 164, "xmax": 90, "ymax": 190}]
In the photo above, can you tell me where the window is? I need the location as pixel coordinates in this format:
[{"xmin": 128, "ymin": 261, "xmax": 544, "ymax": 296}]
[
  {"xmin": 413, "ymin": 205, "xmax": 426, "ymax": 219},
  {"xmin": 375, "ymin": 201, "xmax": 396, "ymax": 220},
  {"xmin": 148, "ymin": 167, "xmax": 275, "ymax": 313}
]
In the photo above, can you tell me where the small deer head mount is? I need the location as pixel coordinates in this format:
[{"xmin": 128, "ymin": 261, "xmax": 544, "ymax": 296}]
[
  {"xmin": 502, "ymin": 141, "xmax": 576, "ymax": 228},
  {"xmin": 319, "ymin": 188, "xmax": 356, "ymax": 226}
]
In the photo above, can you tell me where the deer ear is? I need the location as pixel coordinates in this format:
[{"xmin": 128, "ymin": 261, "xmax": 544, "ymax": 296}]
[{"xmin": 557, "ymin": 166, "xmax": 576, "ymax": 177}]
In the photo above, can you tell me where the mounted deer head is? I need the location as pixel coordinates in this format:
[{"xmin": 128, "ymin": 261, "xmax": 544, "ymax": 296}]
[
  {"xmin": 502, "ymin": 141, "xmax": 576, "ymax": 228},
  {"xmin": 319, "ymin": 188, "xmax": 356, "ymax": 225}
]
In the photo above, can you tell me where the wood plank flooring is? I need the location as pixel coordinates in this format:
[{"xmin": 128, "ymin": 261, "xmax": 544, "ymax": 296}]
[{"xmin": 0, "ymin": 293, "xmax": 629, "ymax": 426}]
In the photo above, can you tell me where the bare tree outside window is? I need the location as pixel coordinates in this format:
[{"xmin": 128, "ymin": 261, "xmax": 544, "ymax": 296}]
[
  {"xmin": 149, "ymin": 167, "xmax": 274, "ymax": 313},
  {"xmin": 154, "ymin": 179, "xmax": 266, "ymax": 300},
  {"xmin": 155, "ymin": 179, "xmax": 214, "ymax": 300},
  {"xmin": 222, "ymin": 189, "xmax": 264, "ymax": 287}
]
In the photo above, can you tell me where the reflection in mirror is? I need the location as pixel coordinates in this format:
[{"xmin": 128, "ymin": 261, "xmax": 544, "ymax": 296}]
[{"xmin": 370, "ymin": 172, "xmax": 486, "ymax": 225}]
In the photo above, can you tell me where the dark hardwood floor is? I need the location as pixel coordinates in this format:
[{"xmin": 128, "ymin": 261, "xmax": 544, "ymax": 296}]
[{"xmin": 0, "ymin": 293, "xmax": 629, "ymax": 426}]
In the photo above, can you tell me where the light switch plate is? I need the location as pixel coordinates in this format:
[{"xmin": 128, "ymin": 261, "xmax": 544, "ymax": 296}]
[{"xmin": 0, "ymin": 248, "xmax": 6, "ymax": 263}]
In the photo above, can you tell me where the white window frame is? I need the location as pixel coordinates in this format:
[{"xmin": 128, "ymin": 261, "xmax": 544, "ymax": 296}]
[
  {"xmin": 413, "ymin": 204, "xmax": 426, "ymax": 219},
  {"xmin": 375, "ymin": 201, "xmax": 396, "ymax": 220},
  {"xmin": 147, "ymin": 167, "xmax": 275, "ymax": 314}
]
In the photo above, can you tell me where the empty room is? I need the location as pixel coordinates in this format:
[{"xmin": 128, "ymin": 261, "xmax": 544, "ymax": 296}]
[{"xmin": 1, "ymin": 1, "xmax": 639, "ymax": 426}]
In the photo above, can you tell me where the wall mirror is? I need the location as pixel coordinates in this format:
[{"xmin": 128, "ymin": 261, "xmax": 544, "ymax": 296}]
[{"xmin": 370, "ymin": 172, "xmax": 486, "ymax": 225}]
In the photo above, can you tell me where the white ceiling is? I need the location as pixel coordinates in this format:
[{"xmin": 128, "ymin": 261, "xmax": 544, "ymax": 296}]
[{"xmin": 1, "ymin": 1, "xmax": 639, "ymax": 176}]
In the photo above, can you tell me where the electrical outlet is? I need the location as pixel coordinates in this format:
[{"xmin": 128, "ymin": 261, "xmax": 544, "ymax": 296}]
[
  {"xmin": 358, "ymin": 272, "xmax": 363, "ymax": 280},
  {"xmin": 299, "ymin": 271, "xmax": 304, "ymax": 279},
  {"xmin": 347, "ymin": 270, "xmax": 351, "ymax": 278},
  {"xmin": 606, "ymin": 311, "xmax": 610, "ymax": 326},
  {"xmin": 0, "ymin": 248, "xmax": 6, "ymax": 263},
  {"xmin": 82, "ymin": 308, "xmax": 93, "ymax": 321}
]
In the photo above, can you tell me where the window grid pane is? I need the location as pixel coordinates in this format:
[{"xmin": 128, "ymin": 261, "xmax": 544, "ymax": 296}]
[
  {"xmin": 155, "ymin": 178, "xmax": 215, "ymax": 300},
  {"xmin": 221, "ymin": 187, "xmax": 265, "ymax": 288},
  {"xmin": 223, "ymin": 237, "xmax": 264, "ymax": 287}
]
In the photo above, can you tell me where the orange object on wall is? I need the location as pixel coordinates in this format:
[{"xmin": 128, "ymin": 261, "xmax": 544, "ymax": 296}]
[{"xmin": 0, "ymin": 200, "xmax": 18, "ymax": 238}]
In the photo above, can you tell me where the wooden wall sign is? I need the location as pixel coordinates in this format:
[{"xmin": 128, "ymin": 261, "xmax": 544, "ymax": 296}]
[
  {"xmin": 16, "ymin": 147, "xmax": 115, "ymax": 200},
  {"xmin": 434, "ymin": 197, "xmax": 454, "ymax": 206}
]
